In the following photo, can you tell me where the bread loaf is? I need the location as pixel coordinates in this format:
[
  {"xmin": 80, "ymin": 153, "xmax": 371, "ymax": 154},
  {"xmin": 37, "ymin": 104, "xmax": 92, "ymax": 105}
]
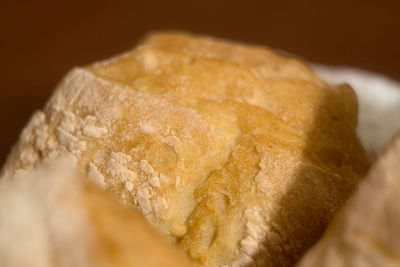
[
  {"xmin": 1, "ymin": 32, "xmax": 370, "ymax": 266},
  {"xmin": 0, "ymin": 157, "xmax": 192, "ymax": 267}
]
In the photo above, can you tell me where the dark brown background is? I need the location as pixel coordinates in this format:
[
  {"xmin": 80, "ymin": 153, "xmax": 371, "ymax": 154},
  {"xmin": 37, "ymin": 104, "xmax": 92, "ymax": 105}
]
[{"xmin": 1, "ymin": 0, "xmax": 399, "ymax": 167}]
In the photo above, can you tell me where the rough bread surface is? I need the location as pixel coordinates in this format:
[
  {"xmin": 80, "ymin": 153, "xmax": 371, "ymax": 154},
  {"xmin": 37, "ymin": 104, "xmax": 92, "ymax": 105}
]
[
  {"xmin": 297, "ymin": 133, "xmax": 400, "ymax": 267},
  {"xmin": 0, "ymin": 156, "xmax": 192, "ymax": 267},
  {"xmin": 1, "ymin": 32, "xmax": 370, "ymax": 266}
]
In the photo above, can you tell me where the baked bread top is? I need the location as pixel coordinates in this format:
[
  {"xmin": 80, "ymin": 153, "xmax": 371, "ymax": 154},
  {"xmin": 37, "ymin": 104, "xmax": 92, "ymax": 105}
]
[{"xmin": 1, "ymin": 32, "xmax": 370, "ymax": 266}]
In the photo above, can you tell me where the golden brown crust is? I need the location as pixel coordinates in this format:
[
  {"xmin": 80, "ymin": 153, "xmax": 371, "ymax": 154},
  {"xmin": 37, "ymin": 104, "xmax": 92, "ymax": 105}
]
[{"xmin": 1, "ymin": 32, "xmax": 370, "ymax": 266}]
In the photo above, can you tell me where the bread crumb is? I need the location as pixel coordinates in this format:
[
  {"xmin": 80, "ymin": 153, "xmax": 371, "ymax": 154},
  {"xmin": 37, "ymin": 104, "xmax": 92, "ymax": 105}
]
[
  {"xmin": 83, "ymin": 125, "xmax": 108, "ymax": 138},
  {"xmin": 107, "ymin": 154, "xmax": 137, "ymax": 192},
  {"xmin": 88, "ymin": 162, "xmax": 106, "ymax": 188},
  {"xmin": 136, "ymin": 186, "xmax": 152, "ymax": 215}
]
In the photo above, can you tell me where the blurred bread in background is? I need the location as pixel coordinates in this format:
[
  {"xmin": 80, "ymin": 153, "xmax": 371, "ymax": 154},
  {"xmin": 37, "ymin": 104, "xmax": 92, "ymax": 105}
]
[
  {"xmin": 297, "ymin": 133, "xmax": 400, "ymax": 266},
  {"xmin": 0, "ymin": 156, "xmax": 192, "ymax": 267}
]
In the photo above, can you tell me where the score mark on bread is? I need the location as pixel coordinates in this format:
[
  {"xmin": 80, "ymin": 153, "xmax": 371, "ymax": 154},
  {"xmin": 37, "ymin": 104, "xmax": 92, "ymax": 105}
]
[{"xmin": 1, "ymin": 32, "xmax": 370, "ymax": 266}]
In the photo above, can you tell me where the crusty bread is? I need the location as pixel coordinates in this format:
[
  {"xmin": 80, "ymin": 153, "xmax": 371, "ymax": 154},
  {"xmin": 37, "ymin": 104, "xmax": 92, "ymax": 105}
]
[
  {"xmin": 297, "ymin": 133, "xmax": 400, "ymax": 266},
  {"xmin": 1, "ymin": 32, "xmax": 370, "ymax": 266},
  {"xmin": 0, "ymin": 156, "xmax": 192, "ymax": 267}
]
